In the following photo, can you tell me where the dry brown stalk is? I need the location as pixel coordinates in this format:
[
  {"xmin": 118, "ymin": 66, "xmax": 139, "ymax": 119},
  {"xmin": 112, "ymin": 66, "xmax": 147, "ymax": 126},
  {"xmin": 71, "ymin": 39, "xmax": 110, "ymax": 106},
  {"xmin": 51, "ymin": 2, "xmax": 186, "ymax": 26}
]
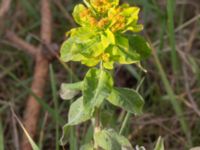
[
  {"xmin": 0, "ymin": 0, "xmax": 11, "ymax": 18},
  {"xmin": 5, "ymin": 31, "xmax": 37, "ymax": 56},
  {"xmin": 0, "ymin": 0, "xmax": 11, "ymax": 30},
  {"xmin": 20, "ymin": 0, "xmax": 53, "ymax": 150}
]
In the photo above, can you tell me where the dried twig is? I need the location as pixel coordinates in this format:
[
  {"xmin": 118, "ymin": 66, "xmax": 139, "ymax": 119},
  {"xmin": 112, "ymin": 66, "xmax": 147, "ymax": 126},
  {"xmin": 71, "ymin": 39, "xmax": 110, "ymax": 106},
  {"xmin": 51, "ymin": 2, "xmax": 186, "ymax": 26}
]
[
  {"xmin": 21, "ymin": 56, "xmax": 49, "ymax": 150},
  {"xmin": 0, "ymin": 0, "xmax": 11, "ymax": 31},
  {"xmin": 181, "ymin": 24, "xmax": 200, "ymax": 117},
  {"xmin": 20, "ymin": 0, "xmax": 53, "ymax": 150},
  {"xmin": 5, "ymin": 31, "xmax": 37, "ymax": 56},
  {"xmin": 0, "ymin": 0, "xmax": 11, "ymax": 18},
  {"xmin": 182, "ymin": 66, "xmax": 200, "ymax": 116},
  {"xmin": 41, "ymin": 0, "xmax": 52, "ymax": 43}
]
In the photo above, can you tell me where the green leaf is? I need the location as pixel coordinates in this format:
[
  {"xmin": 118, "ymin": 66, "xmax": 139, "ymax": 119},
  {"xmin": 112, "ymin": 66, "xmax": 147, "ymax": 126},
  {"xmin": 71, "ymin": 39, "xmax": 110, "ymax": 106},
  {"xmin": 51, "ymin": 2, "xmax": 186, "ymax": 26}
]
[
  {"xmin": 107, "ymin": 87, "xmax": 144, "ymax": 115},
  {"xmin": 94, "ymin": 129, "xmax": 133, "ymax": 150},
  {"xmin": 126, "ymin": 35, "xmax": 152, "ymax": 60},
  {"xmin": 80, "ymin": 142, "xmax": 94, "ymax": 150},
  {"xmin": 124, "ymin": 24, "xmax": 143, "ymax": 33},
  {"xmin": 83, "ymin": 68, "xmax": 113, "ymax": 108},
  {"xmin": 60, "ymin": 37, "xmax": 85, "ymax": 62},
  {"xmin": 154, "ymin": 137, "xmax": 164, "ymax": 150},
  {"xmin": 60, "ymin": 81, "xmax": 83, "ymax": 100},
  {"xmin": 68, "ymin": 97, "xmax": 93, "ymax": 126},
  {"xmin": 109, "ymin": 129, "xmax": 133, "ymax": 150},
  {"xmin": 60, "ymin": 124, "xmax": 70, "ymax": 146},
  {"xmin": 61, "ymin": 28, "xmax": 113, "ymax": 67},
  {"xmin": 104, "ymin": 29, "xmax": 115, "ymax": 45},
  {"xmin": 108, "ymin": 34, "xmax": 151, "ymax": 65},
  {"xmin": 115, "ymin": 34, "xmax": 140, "ymax": 64},
  {"xmin": 94, "ymin": 130, "xmax": 121, "ymax": 150},
  {"xmin": 70, "ymin": 27, "xmax": 96, "ymax": 39},
  {"xmin": 116, "ymin": 34, "xmax": 129, "ymax": 52},
  {"xmin": 60, "ymin": 97, "xmax": 93, "ymax": 145},
  {"xmin": 60, "ymin": 27, "xmax": 101, "ymax": 62},
  {"xmin": 103, "ymin": 61, "xmax": 114, "ymax": 70},
  {"xmin": 121, "ymin": 6, "xmax": 140, "ymax": 26},
  {"xmin": 100, "ymin": 110, "xmax": 113, "ymax": 127}
]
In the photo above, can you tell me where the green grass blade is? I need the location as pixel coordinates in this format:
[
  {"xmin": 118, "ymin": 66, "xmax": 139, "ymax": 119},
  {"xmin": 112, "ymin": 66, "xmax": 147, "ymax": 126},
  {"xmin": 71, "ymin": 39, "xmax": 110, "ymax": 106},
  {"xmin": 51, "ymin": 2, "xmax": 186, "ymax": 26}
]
[
  {"xmin": 70, "ymin": 127, "xmax": 78, "ymax": 150},
  {"xmin": 12, "ymin": 109, "xmax": 39, "ymax": 150},
  {"xmin": 49, "ymin": 64, "xmax": 60, "ymax": 150},
  {"xmin": 152, "ymin": 46, "xmax": 192, "ymax": 147},
  {"xmin": 0, "ymin": 116, "xmax": 4, "ymax": 150},
  {"xmin": 167, "ymin": 0, "xmax": 178, "ymax": 73},
  {"xmin": 154, "ymin": 136, "xmax": 164, "ymax": 150}
]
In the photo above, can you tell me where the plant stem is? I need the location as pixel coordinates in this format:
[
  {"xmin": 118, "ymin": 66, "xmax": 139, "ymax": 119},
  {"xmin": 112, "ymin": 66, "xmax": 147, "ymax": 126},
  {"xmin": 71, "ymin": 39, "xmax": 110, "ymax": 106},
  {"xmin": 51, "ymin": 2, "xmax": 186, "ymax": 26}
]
[
  {"xmin": 95, "ymin": 108, "xmax": 100, "ymax": 132},
  {"xmin": 94, "ymin": 108, "xmax": 100, "ymax": 150},
  {"xmin": 94, "ymin": 63, "xmax": 104, "ymax": 150},
  {"xmin": 119, "ymin": 77, "xmax": 145, "ymax": 135},
  {"xmin": 119, "ymin": 112, "xmax": 131, "ymax": 135},
  {"xmin": 167, "ymin": 0, "xmax": 178, "ymax": 74}
]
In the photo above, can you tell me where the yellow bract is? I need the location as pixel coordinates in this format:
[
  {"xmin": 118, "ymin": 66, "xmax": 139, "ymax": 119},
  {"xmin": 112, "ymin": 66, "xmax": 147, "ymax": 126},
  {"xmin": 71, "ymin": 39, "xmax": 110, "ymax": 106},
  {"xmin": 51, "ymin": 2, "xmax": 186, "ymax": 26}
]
[{"xmin": 102, "ymin": 53, "xmax": 110, "ymax": 62}]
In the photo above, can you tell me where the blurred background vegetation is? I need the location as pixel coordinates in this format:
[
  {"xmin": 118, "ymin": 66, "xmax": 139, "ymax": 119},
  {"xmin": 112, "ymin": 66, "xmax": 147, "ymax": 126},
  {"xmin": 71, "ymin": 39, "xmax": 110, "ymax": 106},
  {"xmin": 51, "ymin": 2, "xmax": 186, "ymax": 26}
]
[{"xmin": 0, "ymin": 0, "xmax": 200, "ymax": 149}]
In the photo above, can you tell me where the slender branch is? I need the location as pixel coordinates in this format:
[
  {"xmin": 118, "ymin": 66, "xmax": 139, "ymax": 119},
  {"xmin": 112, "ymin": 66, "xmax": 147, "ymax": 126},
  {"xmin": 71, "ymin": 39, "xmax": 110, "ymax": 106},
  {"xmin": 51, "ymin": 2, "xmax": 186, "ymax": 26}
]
[
  {"xmin": 94, "ymin": 108, "xmax": 100, "ymax": 150},
  {"xmin": 0, "ymin": 0, "xmax": 11, "ymax": 33},
  {"xmin": 5, "ymin": 30, "xmax": 37, "ymax": 56},
  {"xmin": 41, "ymin": 0, "xmax": 52, "ymax": 44},
  {"xmin": 21, "ymin": 55, "xmax": 49, "ymax": 150},
  {"xmin": 21, "ymin": 0, "xmax": 52, "ymax": 149},
  {"xmin": 0, "ymin": 0, "xmax": 11, "ymax": 18}
]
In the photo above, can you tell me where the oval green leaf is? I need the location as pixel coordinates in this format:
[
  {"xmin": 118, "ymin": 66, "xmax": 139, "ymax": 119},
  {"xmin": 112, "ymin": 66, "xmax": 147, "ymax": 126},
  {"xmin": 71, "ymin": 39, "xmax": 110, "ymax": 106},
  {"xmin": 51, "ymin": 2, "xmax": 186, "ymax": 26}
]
[
  {"xmin": 107, "ymin": 87, "xmax": 144, "ymax": 115},
  {"xmin": 83, "ymin": 68, "xmax": 113, "ymax": 109},
  {"xmin": 68, "ymin": 97, "xmax": 93, "ymax": 125},
  {"xmin": 126, "ymin": 34, "xmax": 151, "ymax": 60},
  {"xmin": 80, "ymin": 142, "xmax": 94, "ymax": 150},
  {"xmin": 60, "ymin": 97, "xmax": 93, "ymax": 145},
  {"xmin": 60, "ymin": 81, "xmax": 83, "ymax": 100},
  {"xmin": 94, "ymin": 129, "xmax": 133, "ymax": 150}
]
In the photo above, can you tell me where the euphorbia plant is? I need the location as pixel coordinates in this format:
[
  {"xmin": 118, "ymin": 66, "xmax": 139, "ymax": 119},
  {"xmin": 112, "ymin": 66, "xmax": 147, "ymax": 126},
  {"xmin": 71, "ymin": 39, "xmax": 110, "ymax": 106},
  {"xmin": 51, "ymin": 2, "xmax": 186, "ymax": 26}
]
[{"xmin": 59, "ymin": 0, "xmax": 151, "ymax": 149}]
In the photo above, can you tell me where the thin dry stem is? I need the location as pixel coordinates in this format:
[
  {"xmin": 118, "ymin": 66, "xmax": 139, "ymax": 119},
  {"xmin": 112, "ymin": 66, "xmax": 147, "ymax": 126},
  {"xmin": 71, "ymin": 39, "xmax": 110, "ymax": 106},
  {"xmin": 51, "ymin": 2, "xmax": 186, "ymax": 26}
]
[
  {"xmin": 0, "ymin": 0, "xmax": 11, "ymax": 18},
  {"xmin": 5, "ymin": 30, "xmax": 37, "ymax": 56},
  {"xmin": 21, "ymin": 54, "xmax": 49, "ymax": 150},
  {"xmin": 21, "ymin": 0, "xmax": 52, "ymax": 149},
  {"xmin": 41, "ymin": 0, "xmax": 52, "ymax": 44}
]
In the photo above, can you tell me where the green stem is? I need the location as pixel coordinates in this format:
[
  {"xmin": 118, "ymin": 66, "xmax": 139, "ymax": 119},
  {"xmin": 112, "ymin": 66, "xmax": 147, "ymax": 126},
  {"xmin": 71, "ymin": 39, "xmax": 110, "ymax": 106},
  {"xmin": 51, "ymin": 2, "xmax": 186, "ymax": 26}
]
[
  {"xmin": 119, "ymin": 112, "xmax": 131, "ymax": 135},
  {"xmin": 95, "ymin": 108, "xmax": 100, "ymax": 132},
  {"xmin": 94, "ymin": 108, "xmax": 100, "ymax": 150},
  {"xmin": 94, "ymin": 63, "xmax": 104, "ymax": 150},
  {"xmin": 167, "ymin": 0, "xmax": 178, "ymax": 74},
  {"xmin": 119, "ymin": 77, "xmax": 145, "ymax": 135}
]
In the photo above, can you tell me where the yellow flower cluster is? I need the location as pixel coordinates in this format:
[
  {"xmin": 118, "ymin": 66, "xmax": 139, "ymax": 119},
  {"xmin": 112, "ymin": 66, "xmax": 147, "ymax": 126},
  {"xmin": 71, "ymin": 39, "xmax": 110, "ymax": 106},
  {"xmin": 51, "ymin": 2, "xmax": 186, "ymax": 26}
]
[
  {"xmin": 80, "ymin": 8, "xmax": 97, "ymax": 27},
  {"xmin": 90, "ymin": 0, "xmax": 112, "ymax": 14},
  {"xmin": 79, "ymin": 7, "xmax": 128, "ymax": 32},
  {"xmin": 97, "ymin": 18, "xmax": 110, "ymax": 28},
  {"xmin": 67, "ymin": 0, "xmax": 144, "ymax": 69},
  {"xmin": 110, "ymin": 15, "xmax": 126, "ymax": 32}
]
